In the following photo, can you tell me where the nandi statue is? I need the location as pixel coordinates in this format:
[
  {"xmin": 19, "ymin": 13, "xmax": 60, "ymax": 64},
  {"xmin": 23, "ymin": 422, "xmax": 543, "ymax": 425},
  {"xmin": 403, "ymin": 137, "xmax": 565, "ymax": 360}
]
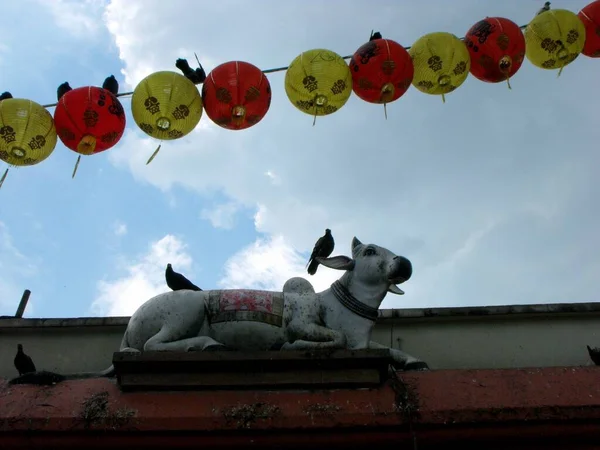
[
  {"xmin": 11, "ymin": 237, "xmax": 428, "ymax": 385},
  {"xmin": 114, "ymin": 236, "xmax": 428, "ymax": 371}
]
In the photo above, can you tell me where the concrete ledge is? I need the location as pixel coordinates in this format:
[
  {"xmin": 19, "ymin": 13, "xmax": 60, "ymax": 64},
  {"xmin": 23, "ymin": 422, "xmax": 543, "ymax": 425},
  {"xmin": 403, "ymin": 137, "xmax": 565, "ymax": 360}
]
[
  {"xmin": 0, "ymin": 366, "xmax": 599, "ymax": 448},
  {"xmin": 113, "ymin": 349, "xmax": 392, "ymax": 391},
  {"xmin": 0, "ymin": 316, "xmax": 130, "ymax": 328},
  {"xmin": 2, "ymin": 302, "xmax": 600, "ymax": 329},
  {"xmin": 379, "ymin": 301, "xmax": 600, "ymax": 319}
]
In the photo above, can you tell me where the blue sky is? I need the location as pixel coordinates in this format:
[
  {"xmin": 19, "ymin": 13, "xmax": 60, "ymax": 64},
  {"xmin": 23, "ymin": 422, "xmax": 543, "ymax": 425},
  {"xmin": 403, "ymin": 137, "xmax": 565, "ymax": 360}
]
[{"xmin": 1, "ymin": 0, "xmax": 599, "ymax": 318}]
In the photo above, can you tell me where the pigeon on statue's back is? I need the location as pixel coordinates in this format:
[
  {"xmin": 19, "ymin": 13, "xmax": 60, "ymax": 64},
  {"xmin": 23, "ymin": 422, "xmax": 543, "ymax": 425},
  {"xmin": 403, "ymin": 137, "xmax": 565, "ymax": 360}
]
[{"xmin": 165, "ymin": 263, "xmax": 202, "ymax": 291}]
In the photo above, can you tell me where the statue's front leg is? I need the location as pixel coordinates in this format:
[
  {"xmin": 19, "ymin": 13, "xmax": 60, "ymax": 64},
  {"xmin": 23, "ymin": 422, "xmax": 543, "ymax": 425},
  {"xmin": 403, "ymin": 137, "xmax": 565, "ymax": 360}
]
[
  {"xmin": 369, "ymin": 341, "xmax": 429, "ymax": 371},
  {"xmin": 282, "ymin": 322, "xmax": 347, "ymax": 350}
]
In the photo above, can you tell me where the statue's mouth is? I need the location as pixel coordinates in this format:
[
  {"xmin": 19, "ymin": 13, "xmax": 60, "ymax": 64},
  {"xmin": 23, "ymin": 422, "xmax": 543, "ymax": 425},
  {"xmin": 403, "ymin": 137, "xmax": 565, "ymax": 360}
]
[
  {"xmin": 388, "ymin": 276, "xmax": 407, "ymax": 285},
  {"xmin": 388, "ymin": 282, "xmax": 405, "ymax": 295}
]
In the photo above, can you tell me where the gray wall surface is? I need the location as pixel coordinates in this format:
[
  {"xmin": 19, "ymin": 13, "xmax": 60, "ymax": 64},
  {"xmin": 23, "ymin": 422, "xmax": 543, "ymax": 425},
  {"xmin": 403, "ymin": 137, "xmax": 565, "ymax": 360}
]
[{"xmin": 1, "ymin": 303, "xmax": 599, "ymax": 379}]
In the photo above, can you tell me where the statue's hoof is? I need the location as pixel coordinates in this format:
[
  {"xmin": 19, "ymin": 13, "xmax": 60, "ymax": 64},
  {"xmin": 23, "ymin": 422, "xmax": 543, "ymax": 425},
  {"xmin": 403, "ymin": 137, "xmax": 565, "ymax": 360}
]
[{"xmin": 403, "ymin": 361, "xmax": 430, "ymax": 371}]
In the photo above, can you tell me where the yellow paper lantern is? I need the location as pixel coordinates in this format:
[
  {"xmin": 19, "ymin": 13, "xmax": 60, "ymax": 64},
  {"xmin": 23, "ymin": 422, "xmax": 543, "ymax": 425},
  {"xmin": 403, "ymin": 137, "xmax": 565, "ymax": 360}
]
[
  {"xmin": 409, "ymin": 32, "xmax": 471, "ymax": 102},
  {"xmin": 131, "ymin": 71, "xmax": 203, "ymax": 164},
  {"xmin": 285, "ymin": 49, "xmax": 352, "ymax": 124},
  {"xmin": 0, "ymin": 98, "xmax": 58, "ymax": 188},
  {"xmin": 524, "ymin": 9, "xmax": 586, "ymax": 74}
]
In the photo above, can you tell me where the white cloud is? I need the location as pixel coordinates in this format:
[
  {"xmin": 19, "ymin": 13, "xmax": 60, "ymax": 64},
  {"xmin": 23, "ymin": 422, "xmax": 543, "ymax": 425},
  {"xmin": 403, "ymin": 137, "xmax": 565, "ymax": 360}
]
[
  {"xmin": 112, "ymin": 220, "xmax": 128, "ymax": 236},
  {"xmin": 219, "ymin": 235, "xmax": 340, "ymax": 293},
  {"xmin": 35, "ymin": 0, "xmax": 107, "ymax": 38},
  {"xmin": 90, "ymin": 234, "xmax": 192, "ymax": 316},
  {"xmin": 99, "ymin": 0, "xmax": 600, "ymax": 309},
  {"xmin": 200, "ymin": 202, "xmax": 240, "ymax": 230},
  {"xmin": 0, "ymin": 222, "xmax": 38, "ymax": 316},
  {"xmin": 103, "ymin": 0, "xmax": 220, "ymax": 89},
  {"xmin": 264, "ymin": 170, "xmax": 282, "ymax": 186}
]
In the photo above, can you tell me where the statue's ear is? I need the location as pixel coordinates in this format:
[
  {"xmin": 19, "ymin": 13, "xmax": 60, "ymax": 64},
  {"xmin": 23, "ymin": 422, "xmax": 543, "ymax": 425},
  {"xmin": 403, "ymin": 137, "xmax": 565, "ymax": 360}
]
[
  {"xmin": 316, "ymin": 255, "xmax": 355, "ymax": 271},
  {"xmin": 388, "ymin": 284, "xmax": 405, "ymax": 295}
]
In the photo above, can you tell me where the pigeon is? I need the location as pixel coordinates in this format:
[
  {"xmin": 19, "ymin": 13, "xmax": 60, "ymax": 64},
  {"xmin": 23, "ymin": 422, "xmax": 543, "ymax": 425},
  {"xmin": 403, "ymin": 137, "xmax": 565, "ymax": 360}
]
[
  {"xmin": 536, "ymin": 1, "xmax": 550, "ymax": 16},
  {"xmin": 102, "ymin": 75, "xmax": 119, "ymax": 96},
  {"xmin": 57, "ymin": 82, "xmax": 72, "ymax": 101},
  {"xmin": 370, "ymin": 31, "xmax": 382, "ymax": 41},
  {"xmin": 175, "ymin": 57, "xmax": 206, "ymax": 85},
  {"xmin": 306, "ymin": 228, "xmax": 335, "ymax": 275},
  {"xmin": 165, "ymin": 263, "xmax": 202, "ymax": 291},
  {"xmin": 587, "ymin": 345, "xmax": 600, "ymax": 365},
  {"xmin": 0, "ymin": 91, "xmax": 13, "ymax": 101},
  {"xmin": 14, "ymin": 344, "xmax": 36, "ymax": 376}
]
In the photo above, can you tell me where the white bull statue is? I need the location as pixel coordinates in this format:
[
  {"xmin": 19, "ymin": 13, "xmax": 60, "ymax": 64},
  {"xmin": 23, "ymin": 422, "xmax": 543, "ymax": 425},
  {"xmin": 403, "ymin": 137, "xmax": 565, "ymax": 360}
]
[
  {"xmin": 9, "ymin": 237, "xmax": 428, "ymax": 385},
  {"xmin": 116, "ymin": 236, "xmax": 428, "ymax": 371}
]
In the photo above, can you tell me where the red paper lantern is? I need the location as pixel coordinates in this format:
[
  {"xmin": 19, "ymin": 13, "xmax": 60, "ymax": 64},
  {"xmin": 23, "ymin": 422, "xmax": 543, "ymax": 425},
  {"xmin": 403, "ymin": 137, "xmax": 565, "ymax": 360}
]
[
  {"xmin": 202, "ymin": 61, "xmax": 271, "ymax": 130},
  {"xmin": 54, "ymin": 86, "xmax": 126, "ymax": 155},
  {"xmin": 465, "ymin": 17, "xmax": 526, "ymax": 85},
  {"xmin": 349, "ymin": 38, "xmax": 414, "ymax": 107},
  {"xmin": 579, "ymin": 0, "xmax": 600, "ymax": 57}
]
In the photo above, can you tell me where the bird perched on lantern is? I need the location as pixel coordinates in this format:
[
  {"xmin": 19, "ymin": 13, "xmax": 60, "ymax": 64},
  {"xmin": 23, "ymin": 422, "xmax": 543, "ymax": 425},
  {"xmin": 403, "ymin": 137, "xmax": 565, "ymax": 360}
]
[
  {"xmin": 578, "ymin": 0, "xmax": 600, "ymax": 57},
  {"xmin": 131, "ymin": 71, "xmax": 203, "ymax": 164},
  {"xmin": 349, "ymin": 32, "xmax": 414, "ymax": 118},
  {"xmin": 202, "ymin": 61, "xmax": 272, "ymax": 130},
  {"xmin": 524, "ymin": 9, "xmax": 586, "ymax": 75},
  {"xmin": 0, "ymin": 96, "xmax": 58, "ymax": 189},
  {"xmin": 56, "ymin": 82, "xmax": 72, "ymax": 102},
  {"xmin": 285, "ymin": 49, "xmax": 353, "ymax": 125},
  {"xmin": 102, "ymin": 75, "xmax": 119, "ymax": 96},
  {"xmin": 409, "ymin": 32, "xmax": 471, "ymax": 103},
  {"xmin": 465, "ymin": 17, "xmax": 526, "ymax": 89},
  {"xmin": 537, "ymin": 2, "xmax": 551, "ymax": 16},
  {"xmin": 53, "ymin": 80, "xmax": 126, "ymax": 178},
  {"xmin": 175, "ymin": 54, "xmax": 207, "ymax": 85}
]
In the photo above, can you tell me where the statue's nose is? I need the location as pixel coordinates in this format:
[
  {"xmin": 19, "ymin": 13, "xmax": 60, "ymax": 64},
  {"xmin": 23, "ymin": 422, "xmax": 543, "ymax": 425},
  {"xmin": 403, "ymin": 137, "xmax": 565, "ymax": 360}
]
[{"xmin": 392, "ymin": 256, "xmax": 412, "ymax": 282}]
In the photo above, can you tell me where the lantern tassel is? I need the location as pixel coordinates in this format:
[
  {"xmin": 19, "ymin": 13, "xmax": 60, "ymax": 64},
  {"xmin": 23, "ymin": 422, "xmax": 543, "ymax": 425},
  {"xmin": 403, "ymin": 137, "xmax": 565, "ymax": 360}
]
[
  {"xmin": 557, "ymin": 65, "xmax": 564, "ymax": 78},
  {"xmin": 506, "ymin": 76, "xmax": 512, "ymax": 90},
  {"xmin": 312, "ymin": 111, "xmax": 317, "ymax": 127},
  {"xmin": 72, "ymin": 155, "xmax": 81, "ymax": 179},
  {"xmin": 146, "ymin": 143, "xmax": 162, "ymax": 165},
  {"xmin": 0, "ymin": 167, "xmax": 8, "ymax": 189},
  {"xmin": 384, "ymin": 103, "xmax": 388, "ymax": 120},
  {"xmin": 441, "ymin": 93, "xmax": 446, "ymax": 104},
  {"xmin": 77, "ymin": 135, "xmax": 96, "ymax": 155}
]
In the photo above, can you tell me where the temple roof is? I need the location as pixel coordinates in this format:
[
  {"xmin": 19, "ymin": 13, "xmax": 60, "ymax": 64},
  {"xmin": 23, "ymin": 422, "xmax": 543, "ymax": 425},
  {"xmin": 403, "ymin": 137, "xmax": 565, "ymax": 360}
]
[{"xmin": 1, "ymin": 366, "xmax": 600, "ymax": 448}]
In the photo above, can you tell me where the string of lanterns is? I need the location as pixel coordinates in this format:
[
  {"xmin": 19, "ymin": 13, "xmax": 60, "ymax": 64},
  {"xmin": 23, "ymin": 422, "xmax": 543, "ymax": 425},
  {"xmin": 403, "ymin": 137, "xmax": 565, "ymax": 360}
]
[{"xmin": 1, "ymin": 2, "xmax": 600, "ymax": 189}]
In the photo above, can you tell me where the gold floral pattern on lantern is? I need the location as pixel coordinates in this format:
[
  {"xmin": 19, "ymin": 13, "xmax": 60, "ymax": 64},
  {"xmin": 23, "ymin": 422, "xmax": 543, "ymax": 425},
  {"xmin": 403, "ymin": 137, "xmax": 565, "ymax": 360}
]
[
  {"xmin": 409, "ymin": 32, "xmax": 471, "ymax": 101},
  {"xmin": 285, "ymin": 49, "xmax": 352, "ymax": 121},
  {"xmin": 131, "ymin": 71, "xmax": 203, "ymax": 141},
  {"xmin": 0, "ymin": 98, "xmax": 57, "ymax": 167},
  {"xmin": 525, "ymin": 9, "xmax": 586, "ymax": 72}
]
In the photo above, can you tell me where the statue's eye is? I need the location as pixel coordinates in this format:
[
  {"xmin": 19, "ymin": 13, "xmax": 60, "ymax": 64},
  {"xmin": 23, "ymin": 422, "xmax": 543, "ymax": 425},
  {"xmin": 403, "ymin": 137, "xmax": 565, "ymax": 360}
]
[{"xmin": 364, "ymin": 248, "xmax": 376, "ymax": 256}]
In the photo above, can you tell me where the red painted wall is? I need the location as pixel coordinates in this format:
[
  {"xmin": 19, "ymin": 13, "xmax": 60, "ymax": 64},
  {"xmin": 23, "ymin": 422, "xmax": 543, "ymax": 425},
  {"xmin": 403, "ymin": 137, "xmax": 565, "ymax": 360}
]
[{"xmin": 1, "ymin": 367, "xmax": 600, "ymax": 449}]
